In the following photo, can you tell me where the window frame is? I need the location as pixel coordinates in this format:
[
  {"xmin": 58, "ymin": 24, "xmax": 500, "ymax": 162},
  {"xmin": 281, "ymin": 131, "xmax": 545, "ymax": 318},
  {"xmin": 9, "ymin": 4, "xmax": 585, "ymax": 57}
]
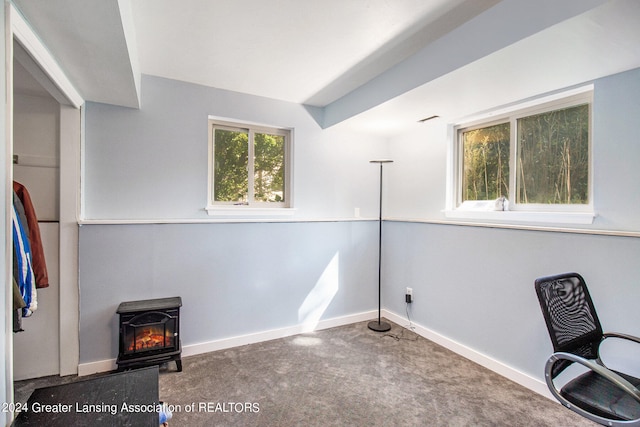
[
  {"xmin": 206, "ymin": 117, "xmax": 294, "ymax": 216},
  {"xmin": 446, "ymin": 87, "xmax": 595, "ymax": 225}
]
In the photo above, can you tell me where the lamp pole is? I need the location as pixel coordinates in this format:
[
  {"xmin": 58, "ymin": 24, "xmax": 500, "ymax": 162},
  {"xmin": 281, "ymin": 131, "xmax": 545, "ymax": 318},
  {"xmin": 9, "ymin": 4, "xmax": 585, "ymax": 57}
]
[{"xmin": 368, "ymin": 160, "xmax": 392, "ymax": 332}]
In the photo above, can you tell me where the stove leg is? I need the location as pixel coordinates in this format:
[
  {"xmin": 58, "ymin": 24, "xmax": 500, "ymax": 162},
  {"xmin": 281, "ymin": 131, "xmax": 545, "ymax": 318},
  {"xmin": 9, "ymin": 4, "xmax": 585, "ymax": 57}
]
[{"xmin": 176, "ymin": 359, "xmax": 182, "ymax": 372}]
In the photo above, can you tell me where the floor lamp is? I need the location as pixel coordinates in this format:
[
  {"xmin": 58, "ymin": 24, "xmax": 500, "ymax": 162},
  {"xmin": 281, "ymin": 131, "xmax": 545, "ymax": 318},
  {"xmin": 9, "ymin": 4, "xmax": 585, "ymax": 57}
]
[{"xmin": 368, "ymin": 159, "xmax": 393, "ymax": 332}]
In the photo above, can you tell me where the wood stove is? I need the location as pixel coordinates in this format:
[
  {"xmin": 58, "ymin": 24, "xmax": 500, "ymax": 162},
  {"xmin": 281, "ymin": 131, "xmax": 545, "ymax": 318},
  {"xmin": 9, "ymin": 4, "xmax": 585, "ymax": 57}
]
[{"xmin": 116, "ymin": 296, "xmax": 182, "ymax": 372}]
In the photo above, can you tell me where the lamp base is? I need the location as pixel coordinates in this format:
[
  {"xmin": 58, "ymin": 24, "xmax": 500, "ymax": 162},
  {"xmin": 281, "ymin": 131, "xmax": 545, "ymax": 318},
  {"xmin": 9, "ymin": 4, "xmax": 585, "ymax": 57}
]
[{"xmin": 368, "ymin": 320, "xmax": 391, "ymax": 332}]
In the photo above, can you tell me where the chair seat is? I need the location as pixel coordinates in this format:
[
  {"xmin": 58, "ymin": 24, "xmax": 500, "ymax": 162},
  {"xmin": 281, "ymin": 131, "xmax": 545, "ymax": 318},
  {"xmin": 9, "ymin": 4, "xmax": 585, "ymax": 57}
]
[{"xmin": 561, "ymin": 370, "xmax": 640, "ymax": 421}]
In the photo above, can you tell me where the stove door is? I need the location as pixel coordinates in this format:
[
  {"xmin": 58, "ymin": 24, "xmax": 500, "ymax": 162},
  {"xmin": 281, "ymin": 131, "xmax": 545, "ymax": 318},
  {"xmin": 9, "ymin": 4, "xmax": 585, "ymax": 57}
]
[{"xmin": 122, "ymin": 311, "xmax": 177, "ymax": 355}]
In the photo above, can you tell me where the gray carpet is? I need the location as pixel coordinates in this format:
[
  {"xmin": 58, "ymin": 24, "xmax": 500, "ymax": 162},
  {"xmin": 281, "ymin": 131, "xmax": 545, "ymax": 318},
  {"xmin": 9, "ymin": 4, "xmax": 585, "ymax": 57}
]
[{"xmin": 156, "ymin": 320, "xmax": 595, "ymax": 426}]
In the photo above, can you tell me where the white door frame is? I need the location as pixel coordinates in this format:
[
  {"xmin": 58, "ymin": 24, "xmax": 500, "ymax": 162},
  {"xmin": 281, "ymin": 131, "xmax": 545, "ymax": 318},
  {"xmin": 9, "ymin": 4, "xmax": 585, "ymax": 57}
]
[{"xmin": 5, "ymin": 1, "xmax": 83, "ymax": 408}]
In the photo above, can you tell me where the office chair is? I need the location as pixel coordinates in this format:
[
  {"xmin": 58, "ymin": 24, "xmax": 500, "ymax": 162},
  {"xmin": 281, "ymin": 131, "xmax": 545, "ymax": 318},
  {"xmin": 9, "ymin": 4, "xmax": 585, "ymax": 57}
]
[{"xmin": 535, "ymin": 272, "xmax": 640, "ymax": 426}]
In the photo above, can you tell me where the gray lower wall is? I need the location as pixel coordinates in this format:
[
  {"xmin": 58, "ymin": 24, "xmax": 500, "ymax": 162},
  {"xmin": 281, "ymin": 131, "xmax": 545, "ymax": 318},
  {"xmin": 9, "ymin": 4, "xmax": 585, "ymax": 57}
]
[
  {"xmin": 78, "ymin": 220, "xmax": 378, "ymax": 363},
  {"xmin": 80, "ymin": 217, "xmax": 640, "ymax": 382},
  {"xmin": 382, "ymin": 221, "xmax": 640, "ymax": 381}
]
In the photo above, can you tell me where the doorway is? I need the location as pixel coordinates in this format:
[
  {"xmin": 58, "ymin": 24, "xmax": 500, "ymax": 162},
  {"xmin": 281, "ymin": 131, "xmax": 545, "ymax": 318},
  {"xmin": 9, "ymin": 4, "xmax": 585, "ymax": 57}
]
[{"xmin": 9, "ymin": 30, "xmax": 81, "ymax": 383}]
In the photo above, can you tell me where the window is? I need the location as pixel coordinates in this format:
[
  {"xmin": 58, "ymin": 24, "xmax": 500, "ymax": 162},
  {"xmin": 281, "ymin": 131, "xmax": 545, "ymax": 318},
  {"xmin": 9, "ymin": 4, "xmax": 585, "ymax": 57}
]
[
  {"xmin": 462, "ymin": 122, "xmax": 510, "ymax": 203},
  {"xmin": 448, "ymin": 89, "xmax": 594, "ymax": 224},
  {"xmin": 207, "ymin": 118, "xmax": 292, "ymax": 213}
]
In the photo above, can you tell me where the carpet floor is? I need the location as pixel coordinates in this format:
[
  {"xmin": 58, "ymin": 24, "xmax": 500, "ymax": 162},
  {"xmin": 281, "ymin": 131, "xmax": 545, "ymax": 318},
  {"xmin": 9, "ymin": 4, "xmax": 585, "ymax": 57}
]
[
  {"xmin": 15, "ymin": 319, "xmax": 596, "ymax": 426},
  {"xmin": 157, "ymin": 320, "xmax": 594, "ymax": 426}
]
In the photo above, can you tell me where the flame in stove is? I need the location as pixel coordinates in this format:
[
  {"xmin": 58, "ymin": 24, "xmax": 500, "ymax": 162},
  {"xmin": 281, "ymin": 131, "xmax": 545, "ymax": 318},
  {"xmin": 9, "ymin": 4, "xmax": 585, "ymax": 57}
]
[{"xmin": 127, "ymin": 326, "xmax": 173, "ymax": 352}]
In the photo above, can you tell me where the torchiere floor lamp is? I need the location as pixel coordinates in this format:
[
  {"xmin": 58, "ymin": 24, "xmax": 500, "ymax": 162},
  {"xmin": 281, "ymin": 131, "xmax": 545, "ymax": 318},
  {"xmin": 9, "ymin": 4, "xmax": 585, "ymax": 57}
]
[{"xmin": 368, "ymin": 159, "xmax": 393, "ymax": 332}]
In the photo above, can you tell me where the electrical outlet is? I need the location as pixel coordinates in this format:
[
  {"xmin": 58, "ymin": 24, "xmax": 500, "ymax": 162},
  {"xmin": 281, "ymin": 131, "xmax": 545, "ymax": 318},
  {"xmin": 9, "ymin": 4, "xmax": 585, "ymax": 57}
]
[
  {"xmin": 406, "ymin": 287, "xmax": 413, "ymax": 296},
  {"xmin": 405, "ymin": 287, "xmax": 413, "ymax": 304}
]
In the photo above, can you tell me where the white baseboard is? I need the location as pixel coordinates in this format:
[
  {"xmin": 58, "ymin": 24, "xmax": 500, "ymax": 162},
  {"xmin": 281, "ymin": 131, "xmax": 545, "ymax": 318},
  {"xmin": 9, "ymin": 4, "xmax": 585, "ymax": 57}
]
[
  {"xmin": 381, "ymin": 309, "xmax": 554, "ymax": 400},
  {"xmin": 77, "ymin": 358, "xmax": 117, "ymax": 377},
  {"xmin": 78, "ymin": 310, "xmax": 377, "ymax": 377},
  {"xmin": 181, "ymin": 310, "xmax": 377, "ymax": 357}
]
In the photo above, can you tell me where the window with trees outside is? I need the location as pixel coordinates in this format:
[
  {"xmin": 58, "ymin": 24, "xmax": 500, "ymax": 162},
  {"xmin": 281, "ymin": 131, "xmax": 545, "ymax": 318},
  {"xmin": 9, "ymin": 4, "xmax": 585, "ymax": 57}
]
[
  {"xmin": 207, "ymin": 119, "xmax": 291, "ymax": 212},
  {"xmin": 451, "ymin": 90, "xmax": 593, "ymax": 222}
]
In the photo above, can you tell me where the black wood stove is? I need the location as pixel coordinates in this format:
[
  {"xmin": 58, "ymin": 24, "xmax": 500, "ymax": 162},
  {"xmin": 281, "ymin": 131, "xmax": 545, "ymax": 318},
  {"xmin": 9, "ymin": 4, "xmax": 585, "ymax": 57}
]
[{"xmin": 116, "ymin": 296, "xmax": 182, "ymax": 372}]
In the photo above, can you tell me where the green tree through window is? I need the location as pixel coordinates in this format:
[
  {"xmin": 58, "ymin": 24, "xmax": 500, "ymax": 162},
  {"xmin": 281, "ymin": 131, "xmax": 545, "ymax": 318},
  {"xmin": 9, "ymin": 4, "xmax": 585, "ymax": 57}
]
[
  {"xmin": 210, "ymin": 121, "xmax": 290, "ymax": 207},
  {"xmin": 214, "ymin": 128, "xmax": 249, "ymax": 203},
  {"xmin": 463, "ymin": 122, "xmax": 510, "ymax": 201},
  {"xmin": 254, "ymin": 133, "xmax": 285, "ymax": 202},
  {"xmin": 458, "ymin": 98, "xmax": 589, "ymax": 209},
  {"xmin": 516, "ymin": 104, "xmax": 589, "ymax": 204}
]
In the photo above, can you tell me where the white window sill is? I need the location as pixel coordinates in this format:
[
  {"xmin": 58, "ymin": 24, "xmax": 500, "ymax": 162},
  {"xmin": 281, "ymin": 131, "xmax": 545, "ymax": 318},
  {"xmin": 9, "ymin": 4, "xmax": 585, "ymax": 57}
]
[
  {"xmin": 205, "ymin": 206, "xmax": 296, "ymax": 217},
  {"xmin": 443, "ymin": 209, "xmax": 596, "ymax": 225}
]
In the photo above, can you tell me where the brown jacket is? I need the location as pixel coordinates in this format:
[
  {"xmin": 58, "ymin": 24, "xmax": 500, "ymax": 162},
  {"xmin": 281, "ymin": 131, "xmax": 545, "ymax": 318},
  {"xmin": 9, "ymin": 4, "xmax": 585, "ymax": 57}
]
[{"xmin": 13, "ymin": 181, "xmax": 49, "ymax": 288}]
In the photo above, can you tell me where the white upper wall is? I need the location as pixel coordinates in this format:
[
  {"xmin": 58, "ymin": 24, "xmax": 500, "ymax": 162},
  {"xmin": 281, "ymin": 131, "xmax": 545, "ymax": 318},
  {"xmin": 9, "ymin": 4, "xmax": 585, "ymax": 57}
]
[
  {"xmin": 384, "ymin": 67, "xmax": 640, "ymax": 233},
  {"xmin": 83, "ymin": 75, "xmax": 388, "ymax": 220}
]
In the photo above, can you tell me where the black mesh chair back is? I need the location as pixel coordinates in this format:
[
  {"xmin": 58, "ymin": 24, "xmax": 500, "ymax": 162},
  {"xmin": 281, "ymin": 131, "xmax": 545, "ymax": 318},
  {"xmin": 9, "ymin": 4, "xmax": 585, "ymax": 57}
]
[{"xmin": 535, "ymin": 272, "xmax": 603, "ymax": 377}]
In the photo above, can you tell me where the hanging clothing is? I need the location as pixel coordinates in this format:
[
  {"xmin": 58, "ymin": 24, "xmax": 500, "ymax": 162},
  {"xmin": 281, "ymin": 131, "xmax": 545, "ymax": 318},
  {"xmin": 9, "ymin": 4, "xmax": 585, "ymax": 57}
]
[
  {"xmin": 13, "ymin": 181, "xmax": 49, "ymax": 288},
  {"xmin": 13, "ymin": 277, "xmax": 26, "ymax": 310},
  {"xmin": 13, "ymin": 307, "xmax": 23, "ymax": 333},
  {"xmin": 13, "ymin": 278, "xmax": 25, "ymax": 333},
  {"xmin": 12, "ymin": 204, "xmax": 37, "ymax": 317},
  {"xmin": 12, "ymin": 195, "xmax": 29, "ymax": 331},
  {"xmin": 13, "ymin": 192, "xmax": 37, "ymax": 316}
]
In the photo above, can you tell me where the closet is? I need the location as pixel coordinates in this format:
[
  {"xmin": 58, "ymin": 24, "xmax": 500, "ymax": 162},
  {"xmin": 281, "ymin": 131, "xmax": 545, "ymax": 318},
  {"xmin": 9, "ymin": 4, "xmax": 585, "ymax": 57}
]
[
  {"xmin": 9, "ymin": 24, "xmax": 81, "ymax": 388},
  {"xmin": 12, "ymin": 49, "xmax": 61, "ymax": 380}
]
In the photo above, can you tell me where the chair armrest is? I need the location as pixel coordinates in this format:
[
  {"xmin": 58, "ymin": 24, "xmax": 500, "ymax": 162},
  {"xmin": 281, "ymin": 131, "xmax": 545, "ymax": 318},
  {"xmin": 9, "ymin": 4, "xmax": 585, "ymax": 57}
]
[
  {"xmin": 545, "ymin": 352, "xmax": 640, "ymax": 426},
  {"xmin": 599, "ymin": 332, "xmax": 640, "ymax": 368},
  {"xmin": 603, "ymin": 332, "xmax": 640, "ymax": 345}
]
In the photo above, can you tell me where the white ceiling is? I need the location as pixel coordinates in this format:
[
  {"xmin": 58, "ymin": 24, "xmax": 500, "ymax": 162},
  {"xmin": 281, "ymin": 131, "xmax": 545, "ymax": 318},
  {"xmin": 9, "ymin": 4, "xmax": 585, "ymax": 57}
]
[
  {"xmin": 11, "ymin": 0, "xmax": 640, "ymax": 137},
  {"xmin": 130, "ymin": 0, "xmax": 497, "ymax": 106},
  {"xmin": 337, "ymin": 0, "xmax": 640, "ymax": 135}
]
